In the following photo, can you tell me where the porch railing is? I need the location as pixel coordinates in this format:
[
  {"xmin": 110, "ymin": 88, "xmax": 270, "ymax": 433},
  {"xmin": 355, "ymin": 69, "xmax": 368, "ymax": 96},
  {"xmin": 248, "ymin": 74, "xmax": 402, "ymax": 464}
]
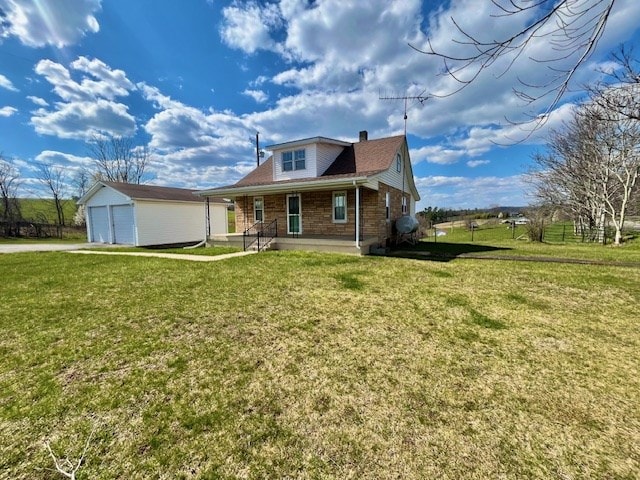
[{"xmin": 243, "ymin": 219, "xmax": 277, "ymax": 252}]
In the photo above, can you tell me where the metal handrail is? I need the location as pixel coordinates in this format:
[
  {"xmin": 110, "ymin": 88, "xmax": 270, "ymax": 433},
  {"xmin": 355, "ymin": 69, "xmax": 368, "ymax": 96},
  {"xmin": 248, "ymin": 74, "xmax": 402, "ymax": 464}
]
[
  {"xmin": 258, "ymin": 219, "xmax": 277, "ymax": 251},
  {"xmin": 243, "ymin": 219, "xmax": 277, "ymax": 252}
]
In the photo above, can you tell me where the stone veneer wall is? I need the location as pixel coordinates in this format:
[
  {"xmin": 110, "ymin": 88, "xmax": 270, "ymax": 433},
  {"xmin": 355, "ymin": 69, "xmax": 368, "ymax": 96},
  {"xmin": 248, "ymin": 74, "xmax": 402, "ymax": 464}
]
[{"xmin": 234, "ymin": 184, "xmax": 411, "ymax": 245}]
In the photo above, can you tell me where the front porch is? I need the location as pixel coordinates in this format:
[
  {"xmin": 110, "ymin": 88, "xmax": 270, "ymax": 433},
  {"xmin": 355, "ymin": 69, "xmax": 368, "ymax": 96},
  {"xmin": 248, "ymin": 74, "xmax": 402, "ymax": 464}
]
[{"xmin": 209, "ymin": 232, "xmax": 379, "ymax": 255}]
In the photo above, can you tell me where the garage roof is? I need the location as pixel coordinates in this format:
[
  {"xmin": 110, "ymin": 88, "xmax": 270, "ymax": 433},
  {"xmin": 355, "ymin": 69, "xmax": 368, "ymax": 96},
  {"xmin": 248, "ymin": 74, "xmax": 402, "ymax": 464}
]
[{"xmin": 79, "ymin": 181, "xmax": 228, "ymax": 204}]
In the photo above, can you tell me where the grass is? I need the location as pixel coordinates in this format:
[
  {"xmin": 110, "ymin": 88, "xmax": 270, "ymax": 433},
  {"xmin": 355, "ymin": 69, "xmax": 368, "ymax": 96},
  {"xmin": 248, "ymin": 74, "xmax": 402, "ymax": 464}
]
[
  {"xmin": 0, "ymin": 236, "xmax": 86, "ymax": 244},
  {"xmin": 414, "ymin": 223, "xmax": 640, "ymax": 263},
  {"xmin": 17, "ymin": 198, "xmax": 78, "ymax": 223},
  {"xmin": 1, "ymin": 247, "xmax": 639, "ymax": 478},
  {"xmin": 90, "ymin": 245, "xmax": 242, "ymax": 256}
]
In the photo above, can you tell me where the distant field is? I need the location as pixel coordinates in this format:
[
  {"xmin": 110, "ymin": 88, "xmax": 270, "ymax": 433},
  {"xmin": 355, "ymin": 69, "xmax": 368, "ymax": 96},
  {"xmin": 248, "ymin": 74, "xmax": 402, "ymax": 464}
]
[
  {"xmin": 1, "ymin": 244, "xmax": 639, "ymax": 478},
  {"xmin": 412, "ymin": 223, "xmax": 640, "ymax": 263},
  {"xmin": 17, "ymin": 198, "xmax": 78, "ymax": 224}
]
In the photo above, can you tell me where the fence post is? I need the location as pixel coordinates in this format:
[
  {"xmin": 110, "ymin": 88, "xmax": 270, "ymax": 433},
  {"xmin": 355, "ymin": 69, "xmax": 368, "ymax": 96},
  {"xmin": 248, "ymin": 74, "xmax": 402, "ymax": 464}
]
[{"xmin": 562, "ymin": 223, "xmax": 565, "ymax": 242}]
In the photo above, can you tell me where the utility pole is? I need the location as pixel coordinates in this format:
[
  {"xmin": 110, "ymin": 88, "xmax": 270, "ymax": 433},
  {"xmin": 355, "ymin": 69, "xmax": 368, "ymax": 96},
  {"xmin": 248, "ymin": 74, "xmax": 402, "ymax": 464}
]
[{"xmin": 256, "ymin": 132, "xmax": 260, "ymax": 167}]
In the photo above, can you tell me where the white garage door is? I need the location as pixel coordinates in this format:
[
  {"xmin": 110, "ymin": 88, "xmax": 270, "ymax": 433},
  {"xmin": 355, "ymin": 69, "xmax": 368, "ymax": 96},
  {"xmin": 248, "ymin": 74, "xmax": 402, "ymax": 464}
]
[
  {"xmin": 88, "ymin": 206, "xmax": 110, "ymax": 243},
  {"xmin": 112, "ymin": 205, "xmax": 135, "ymax": 245}
]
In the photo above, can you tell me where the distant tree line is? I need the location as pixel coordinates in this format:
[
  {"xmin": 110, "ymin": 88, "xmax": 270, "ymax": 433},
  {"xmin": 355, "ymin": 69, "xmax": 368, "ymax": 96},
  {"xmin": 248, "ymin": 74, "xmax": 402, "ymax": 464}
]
[{"xmin": 417, "ymin": 206, "xmax": 522, "ymax": 228}]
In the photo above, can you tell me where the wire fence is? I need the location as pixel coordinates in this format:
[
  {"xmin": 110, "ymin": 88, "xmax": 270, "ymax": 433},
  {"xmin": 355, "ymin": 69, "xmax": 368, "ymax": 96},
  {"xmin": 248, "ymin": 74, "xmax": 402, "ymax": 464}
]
[
  {"xmin": 422, "ymin": 221, "xmax": 616, "ymax": 244},
  {"xmin": 0, "ymin": 221, "xmax": 85, "ymax": 239}
]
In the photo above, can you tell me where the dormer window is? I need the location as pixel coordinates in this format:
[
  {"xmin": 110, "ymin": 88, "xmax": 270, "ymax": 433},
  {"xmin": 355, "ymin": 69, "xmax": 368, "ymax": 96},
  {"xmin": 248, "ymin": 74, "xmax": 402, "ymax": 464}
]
[
  {"xmin": 282, "ymin": 149, "xmax": 306, "ymax": 171},
  {"xmin": 396, "ymin": 153, "xmax": 402, "ymax": 172}
]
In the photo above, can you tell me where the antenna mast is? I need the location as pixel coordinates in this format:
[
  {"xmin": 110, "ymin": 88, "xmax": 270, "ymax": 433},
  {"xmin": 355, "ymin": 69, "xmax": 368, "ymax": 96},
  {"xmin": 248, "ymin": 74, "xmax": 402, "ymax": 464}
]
[{"xmin": 379, "ymin": 90, "xmax": 429, "ymax": 135}]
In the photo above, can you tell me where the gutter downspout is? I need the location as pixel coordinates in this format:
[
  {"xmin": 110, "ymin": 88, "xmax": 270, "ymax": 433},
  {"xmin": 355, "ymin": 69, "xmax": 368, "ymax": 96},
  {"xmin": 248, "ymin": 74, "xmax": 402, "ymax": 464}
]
[
  {"xmin": 354, "ymin": 182, "xmax": 360, "ymax": 250},
  {"xmin": 185, "ymin": 196, "xmax": 209, "ymax": 249}
]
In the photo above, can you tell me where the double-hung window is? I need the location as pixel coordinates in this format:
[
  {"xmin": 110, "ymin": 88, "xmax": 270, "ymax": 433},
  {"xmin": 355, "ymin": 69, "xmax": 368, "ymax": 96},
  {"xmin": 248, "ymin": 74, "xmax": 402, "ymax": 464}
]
[
  {"xmin": 294, "ymin": 149, "xmax": 306, "ymax": 170},
  {"xmin": 333, "ymin": 191, "xmax": 347, "ymax": 223},
  {"xmin": 396, "ymin": 153, "xmax": 402, "ymax": 172},
  {"xmin": 282, "ymin": 149, "xmax": 306, "ymax": 171},
  {"xmin": 254, "ymin": 196, "xmax": 264, "ymax": 223},
  {"xmin": 282, "ymin": 151, "xmax": 293, "ymax": 171},
  {"xmin": 402, "ymin": 196, "xmax": 408, "ymax": 215}
]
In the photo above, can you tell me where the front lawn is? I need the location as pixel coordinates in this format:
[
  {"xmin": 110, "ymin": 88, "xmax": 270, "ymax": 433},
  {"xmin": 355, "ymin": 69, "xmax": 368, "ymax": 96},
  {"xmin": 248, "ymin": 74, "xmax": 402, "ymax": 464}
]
[
  {"xmin": 89, "ymin": 245, "xmax": 241, "ymax": 256},
  {"xmin": 1, "ymin": 249, "xmax": 638, "ymax": 478}
]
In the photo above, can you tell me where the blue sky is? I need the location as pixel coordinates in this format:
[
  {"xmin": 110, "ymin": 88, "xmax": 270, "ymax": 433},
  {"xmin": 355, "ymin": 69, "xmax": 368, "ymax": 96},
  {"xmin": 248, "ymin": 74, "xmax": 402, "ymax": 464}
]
[{"xmin": 1, "ymin": 0, "xmax": 639, "ymax": 210}]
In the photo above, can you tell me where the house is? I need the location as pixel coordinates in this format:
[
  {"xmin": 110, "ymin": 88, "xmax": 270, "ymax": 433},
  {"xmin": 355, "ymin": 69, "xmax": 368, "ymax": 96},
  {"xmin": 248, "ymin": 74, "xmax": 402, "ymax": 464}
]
[
  {"xmin": 197, "ymin": 131, "xmax": 420, "ymax": 254},
  {"xmin": 77, "ymin": 181, "xmax": 228, "ymax": 246}
]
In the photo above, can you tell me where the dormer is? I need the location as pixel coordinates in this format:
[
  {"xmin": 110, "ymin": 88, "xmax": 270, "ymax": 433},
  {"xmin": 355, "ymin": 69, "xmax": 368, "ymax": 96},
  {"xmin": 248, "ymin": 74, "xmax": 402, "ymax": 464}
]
[{"xmin": 266, "ymin": 136, "xmax": 351, "ymax": 182}]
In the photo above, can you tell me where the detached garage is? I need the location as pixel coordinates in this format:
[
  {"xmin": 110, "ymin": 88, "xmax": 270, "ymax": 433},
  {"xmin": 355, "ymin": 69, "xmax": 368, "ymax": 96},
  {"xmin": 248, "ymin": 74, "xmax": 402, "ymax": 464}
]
[{"xmin": 78, "ymin": 181, "xmax": 228, "ymax": 246}]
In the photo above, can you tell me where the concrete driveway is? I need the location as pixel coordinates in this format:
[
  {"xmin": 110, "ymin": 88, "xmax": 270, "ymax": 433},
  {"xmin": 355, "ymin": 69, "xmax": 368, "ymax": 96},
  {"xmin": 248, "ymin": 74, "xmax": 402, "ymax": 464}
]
[{"xmin": 0, "ymin": 243, "xmax": 99, "ymax": 254}]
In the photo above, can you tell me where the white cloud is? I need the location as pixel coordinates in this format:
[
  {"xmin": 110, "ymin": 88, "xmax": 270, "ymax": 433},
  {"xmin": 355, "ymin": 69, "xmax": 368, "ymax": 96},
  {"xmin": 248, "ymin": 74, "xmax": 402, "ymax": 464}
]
[
  {"xmin": 242, "ymin": 89, "xmax": 268, "ymax": 103},
  {"xmin": 0, "ymin": 0, "xmax": 101, "ymax": 48},
  {"xmin": 31, "ymin": 99, "xmax": 136, "ymax": 140},
  {"xmin": 0, "ymin": 106, "xmax": 17, "ymax": 117},
  {"xmin": 249, "ymin": 75, "xmax": 269, "ymax": 87},
  {"xmin": 410, "ymin": 145, "xmax": 465, "ymax": 165},
  {"xmin": 467, "ymin": 159, "xmax": 490, "ymax": 168},
  {"xmin": 0, "ymin": 73, "xmax": 18, "ymax": 91},
  {"xmin": 415, "ymin": 174, "xmax": 528, "ymax": 209},
  {"xmin": 35, "ymin": 57, "xmax": 134, "ymax": 103},
  {"xmin": 35, "ymin": 150, "xmax": 93, "ymax": 168},
  {"xmin": 139, "ymin": 83, "xmax": 258, "ymax": 180},
  {"xmin": 219, "ymin": 1, "xmax": 282, "ymax": 54},
  {"xmin": 27, "ymin": 95, "xmax": 48, "ymax": 106},
  {"xmin": 31, "ymin": 57, "xmax": 136, "ymax": 140},
  {"xmin": 70, "ymin": 56, "xmax": 135, "ymax": 100}
]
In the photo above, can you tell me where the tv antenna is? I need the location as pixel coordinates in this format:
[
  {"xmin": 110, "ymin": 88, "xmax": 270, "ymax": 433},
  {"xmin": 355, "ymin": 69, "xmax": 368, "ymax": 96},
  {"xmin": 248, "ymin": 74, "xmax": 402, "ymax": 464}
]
[{"xmin": 379, "ymin": 90, "xmax": 429, "ymax": 135}]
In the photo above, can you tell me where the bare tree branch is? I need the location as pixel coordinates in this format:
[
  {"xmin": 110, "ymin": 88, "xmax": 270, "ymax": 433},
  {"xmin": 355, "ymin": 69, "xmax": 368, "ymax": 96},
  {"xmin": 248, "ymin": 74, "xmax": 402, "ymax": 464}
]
[
  {"xmin": 0, "ymin": 154, "xmax": 22, "ymax": 235},
  {"xmin": 36, "ymin": 162, "xmax": 68, "ymax": 226},
  {"xmin": 44, "ymin": 425, "xmax": 96, "ymax": 480},
  {"xmin": 412, "ymin": 0, "xmax": 616, "ymax": 130},
  {"xmin": 87, "ymin": 135, "xmax": 151, "ymax": 184}
]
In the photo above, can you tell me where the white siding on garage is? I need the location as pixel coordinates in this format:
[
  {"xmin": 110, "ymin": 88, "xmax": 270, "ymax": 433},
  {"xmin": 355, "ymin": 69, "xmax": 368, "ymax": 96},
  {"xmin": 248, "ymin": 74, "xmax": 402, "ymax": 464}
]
[
  {"xmin": 209, "ymin": 204, "xmax": 228, "ymax": 235},
  {"xmin": 84, "ymin": 184, "xmax": 130, "ymax": 207},
  {"xmin": 88, "ymin": 206, "xmax": 110, "ymax": 243},
  {"xmin": 135, "ymin": 201, "xmax": 205, "ymax": 246},
  {"xmin": 112, "ymin": 204, "xmax": 135, "ymax": 244}
]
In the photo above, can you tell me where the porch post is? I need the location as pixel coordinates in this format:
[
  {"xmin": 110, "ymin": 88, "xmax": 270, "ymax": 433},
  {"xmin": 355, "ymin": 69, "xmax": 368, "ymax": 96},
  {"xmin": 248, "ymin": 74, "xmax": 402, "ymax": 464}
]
[{"xmin": 355, "ymin": 186, "xmax": 360, "ymax": 249}]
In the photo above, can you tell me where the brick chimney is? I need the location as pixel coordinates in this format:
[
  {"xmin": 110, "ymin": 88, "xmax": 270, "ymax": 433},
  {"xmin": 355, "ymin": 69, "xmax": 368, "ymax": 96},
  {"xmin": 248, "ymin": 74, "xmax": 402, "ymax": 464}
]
[{"xmin": 359, "ymin": 130, "xmax": 368, "ymax": 142}]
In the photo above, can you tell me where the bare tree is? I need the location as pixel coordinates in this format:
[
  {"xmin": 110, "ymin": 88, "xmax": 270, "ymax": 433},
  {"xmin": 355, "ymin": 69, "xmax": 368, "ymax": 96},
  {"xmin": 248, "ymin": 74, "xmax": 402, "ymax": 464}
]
[
  {"xmin": 588, "ymin": 46, "xmax": 640, "ymax": 121},
  {"xmin": 87, "ymin": 135, "xmax": 150, "ymax": 184},
  {"xmin": 529, "ymin": 97, "xmax": 640, "ymax": 245},
  {"xmin": 528, "ymin": 109, "xmax": 608, "ymax": 240},
  {"xmin": 413, "ymin": 0, "xmax": 616, "ymax": 124},
  {"xmin": 72, "ymin": 168, "xmax": 91, "ymax": 199},
  {"xmin": 37, "ymin": 162, "xmax": 68, "ymax": 226},
  {"xmin": 592, "ymin": 110, "xmax": 640, "ymax": 245},
  {"xmin": 0, "ymin": 154, "xmax": 22, "ymax": 236}
]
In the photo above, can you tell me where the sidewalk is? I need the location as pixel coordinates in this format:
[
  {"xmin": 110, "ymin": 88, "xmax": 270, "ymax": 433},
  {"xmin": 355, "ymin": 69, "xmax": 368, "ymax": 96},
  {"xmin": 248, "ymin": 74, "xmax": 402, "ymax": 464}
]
[{"xmin": 68, "ymin": 250, "xmax": 257, "ymax": 262}]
